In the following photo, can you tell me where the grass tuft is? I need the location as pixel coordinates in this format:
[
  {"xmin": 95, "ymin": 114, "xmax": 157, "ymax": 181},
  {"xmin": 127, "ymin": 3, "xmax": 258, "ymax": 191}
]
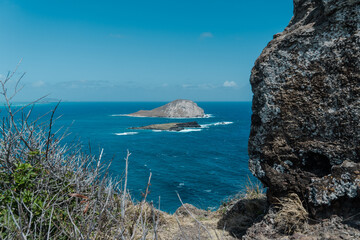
[
  {"xmin": 0, "ymin": 66, "xmax": 162, "ymax": 239},
  {"xmin": 274, "ymin": 193, "xmax": 308, "ymax": 234}
]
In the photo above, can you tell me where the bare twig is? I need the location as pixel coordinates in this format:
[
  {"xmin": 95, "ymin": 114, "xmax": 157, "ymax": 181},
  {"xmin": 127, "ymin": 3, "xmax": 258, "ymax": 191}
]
[
  {"xmin": 176, "ymin": 192, "xmax": 218, "ymax": 240},
  {"xmin": 121, "ymin": 150, "xmax": 130, "ymax": 219}
]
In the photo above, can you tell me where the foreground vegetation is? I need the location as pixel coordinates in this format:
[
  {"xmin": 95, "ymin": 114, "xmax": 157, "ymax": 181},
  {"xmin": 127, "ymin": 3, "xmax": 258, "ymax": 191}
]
[
  {"xmin": 0, "ymin": 67, "xmax": 269, "ymax": 239},
  {"xmin": 0, "ymin": 69, "xmax": 165, "ymax": 239},
  {"xmin": 2, "ymin": 66, "xmax": 348, "ymax": 240}
]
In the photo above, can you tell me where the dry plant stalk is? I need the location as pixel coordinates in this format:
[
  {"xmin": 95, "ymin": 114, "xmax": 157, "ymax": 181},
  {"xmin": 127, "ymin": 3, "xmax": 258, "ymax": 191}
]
[
  {"xmin": 0, "ymin": 63, "xmax": 162, "ymax": 240},
  {"xmin": 274, "ymin": 193, "xmax": 308, "ymax": 234},
  {"xmin": 0, "ymin": 63, "xmax": 236, "ymax": 240},
  {"xmin": 244, "ymin": 176, "xmax": 265, "ymax": 200}
]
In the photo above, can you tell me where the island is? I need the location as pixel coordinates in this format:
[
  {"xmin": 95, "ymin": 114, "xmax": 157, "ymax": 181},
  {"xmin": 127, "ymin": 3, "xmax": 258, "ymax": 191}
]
[
  {"xmin": 129, "ymin": 121, "xmax": 201, "ymax": 131},
  {"xmin": 127, "ymin": 99, "xmax": 205, "ymax": 118}
]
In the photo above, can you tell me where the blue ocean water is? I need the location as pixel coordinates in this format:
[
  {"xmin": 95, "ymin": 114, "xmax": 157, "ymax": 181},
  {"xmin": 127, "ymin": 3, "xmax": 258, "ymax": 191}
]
[{"xmin": 8, "ymin": 102, "xmax": 255, "ymax": 213}]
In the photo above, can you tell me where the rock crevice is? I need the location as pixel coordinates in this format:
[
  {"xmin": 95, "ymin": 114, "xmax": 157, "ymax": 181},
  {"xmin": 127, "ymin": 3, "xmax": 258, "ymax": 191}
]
[{"xmin": 248, "ymin": 0, "xmax": 360, "ymax": 216}]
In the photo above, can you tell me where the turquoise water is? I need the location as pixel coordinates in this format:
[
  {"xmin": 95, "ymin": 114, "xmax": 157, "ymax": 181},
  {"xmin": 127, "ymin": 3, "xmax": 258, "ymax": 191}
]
[{"xmin": 8, "ymin": 102, "xmax": 255, "ymax": 213}]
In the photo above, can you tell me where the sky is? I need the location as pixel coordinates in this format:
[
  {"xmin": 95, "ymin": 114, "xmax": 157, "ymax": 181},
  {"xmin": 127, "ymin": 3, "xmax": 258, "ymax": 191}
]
[{"xmin": 0, "ymin": 0, "xmax": 293, "ymax": 102}]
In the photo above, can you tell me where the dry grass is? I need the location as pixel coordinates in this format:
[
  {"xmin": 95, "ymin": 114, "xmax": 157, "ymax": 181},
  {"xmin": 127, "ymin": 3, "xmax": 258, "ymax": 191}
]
[
  {"xmin": 0, "ymin": 65, "xmax": 165, "ymax": 239},
  {"xmin": 215, "ymin": 177, "xmax": 267, "ymax": 239},
  {"xmin": 0, "ymin": 63, "xmax": 262, "ymax": 240},
  {"xmin": 273, "ymin": 193, "xmax": 308, "ymax": 234},
  {"xmin": 243, "ymin": 176, "xmax": 265, "ymax": 200},
  {"xmin": 220, "ymin": 176, "xmax": 265, "ymax": 211},
  {"xmin": 0, "ymin": 63, "xmax": 238, "ymax": 240}
]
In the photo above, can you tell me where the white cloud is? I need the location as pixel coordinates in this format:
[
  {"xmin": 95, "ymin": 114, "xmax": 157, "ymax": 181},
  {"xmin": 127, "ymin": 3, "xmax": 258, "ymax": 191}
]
[
  {"xmin": 223, "ymin": 81, "xmax": 237, "ymax": 87},
  {"xmin": 200, "ymin": 32, "xmax": 214, "ymax": 39},
  {"xmin": 198, "ymin": 83, "xmax": 216, "ymax": 89},
  {"xmin": 32, "ymin": 80, "xmax": 45, "ymax": 87},
  {"xmin": 182, "ymin": 84, "xmax": 194, "ymax": 89},
  {"xmin": 182, "ymin": 83, "xmax": 216, "ymax": 89},
  {"xmin": 56, "ymin": 80, "xmax": 116, "ymax": 89}
]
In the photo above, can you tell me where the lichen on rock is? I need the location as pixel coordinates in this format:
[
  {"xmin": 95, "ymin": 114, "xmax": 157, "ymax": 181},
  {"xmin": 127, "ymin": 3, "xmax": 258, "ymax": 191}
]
[{"xmin": 248, "ymin": 0, "xmax": 360, "ymax": 216}]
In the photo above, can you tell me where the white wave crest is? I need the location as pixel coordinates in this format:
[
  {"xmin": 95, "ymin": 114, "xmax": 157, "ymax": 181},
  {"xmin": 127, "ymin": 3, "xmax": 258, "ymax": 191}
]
[
  {"xmin": 178, "ymin": 128, "xmax": 202, "ymax": 133},
  {"xmin": 201, "ymin": 121, "xmax": 234, "ymax": 128},
  {"xmin": 115, "ymin": 132, "xmax": 138, "ymax": 136},
  {"xmin": 204, "ymin": 114, "xmax": 214, "ymax": 118},
  {"xmin": 152, "ymin": 129, "xmax": 202, "ymax": 133}
]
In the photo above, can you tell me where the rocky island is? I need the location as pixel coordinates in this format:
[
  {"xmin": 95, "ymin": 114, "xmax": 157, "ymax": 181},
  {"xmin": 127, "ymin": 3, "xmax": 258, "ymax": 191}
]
[
  {"xmin": 3, "ymin": 0, "xmax": 360, "ymax": 239},
  {"xmin": 130, "ymin": 121, "xmax": 201, "ymax": 131},
  {"xmin": 127, "ymin": 99, "xmax": 205, "ymax": 118}
]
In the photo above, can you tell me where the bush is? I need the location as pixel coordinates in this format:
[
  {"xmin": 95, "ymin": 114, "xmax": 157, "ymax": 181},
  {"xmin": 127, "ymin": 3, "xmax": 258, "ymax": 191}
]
[{"xmin": 0, "ymin": 66, "xmax": 160, "ymax": 239}]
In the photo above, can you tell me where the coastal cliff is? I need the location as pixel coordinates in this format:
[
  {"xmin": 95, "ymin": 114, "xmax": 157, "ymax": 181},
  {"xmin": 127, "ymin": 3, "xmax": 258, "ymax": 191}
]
[
  {"xmin": 127, "ymin": 99, "xmax": 205, "ymax": 118},
  {"xmin": 249, "ymin": 0, "xmax": 360, "ymax": 218}
]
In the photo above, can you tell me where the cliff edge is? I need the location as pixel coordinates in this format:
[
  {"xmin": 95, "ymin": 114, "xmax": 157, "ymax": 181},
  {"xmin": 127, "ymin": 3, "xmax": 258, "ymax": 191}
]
[{"xmin": 249, "ymin": 0, "xmax": 360, "ymax": 218}]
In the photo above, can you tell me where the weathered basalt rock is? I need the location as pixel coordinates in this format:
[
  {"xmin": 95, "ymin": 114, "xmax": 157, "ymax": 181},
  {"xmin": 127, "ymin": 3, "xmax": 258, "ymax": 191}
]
[
  {"xmin": 217, "ymin": 197, "xmax": 268, "ymax": 238},
  {"xmin": 128, "ymin": 99, "xmax": 205, "ymax": 118},
  {"xmin": 248, "ymin": 0, "xmax": 360, "ymax": 216}
]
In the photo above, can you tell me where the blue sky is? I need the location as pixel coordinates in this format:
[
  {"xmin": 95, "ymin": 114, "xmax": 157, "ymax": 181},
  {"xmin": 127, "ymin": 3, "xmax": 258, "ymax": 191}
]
[{"xmin": 0, "ymin": 0, "xmax": 293, "ymax": 102}]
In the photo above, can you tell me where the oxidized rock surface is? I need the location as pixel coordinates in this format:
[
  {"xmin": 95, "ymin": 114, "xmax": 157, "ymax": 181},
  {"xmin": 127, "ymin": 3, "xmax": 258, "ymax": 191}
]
[
  {"xmin": 248, "ymin": 0, "xmax": 360, "ymax": 216},
  {"xmin": 128, "ymin": 99, "xmax": 205, "ymax": 118}
]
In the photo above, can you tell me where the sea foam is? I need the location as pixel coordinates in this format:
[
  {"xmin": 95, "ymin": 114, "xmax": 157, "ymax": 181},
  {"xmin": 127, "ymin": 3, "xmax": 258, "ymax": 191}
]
[
  {"xmin": 178, "ymin": 128, "xmax": 202, "ymax": 133},
  {"xmin": 201, "ymin": 121, "xmax": 234, "ymax": 128},
  {"xmin": 111, "ymin": 113, "xmax": 214, "ymax": 119},
  {"xmin": 152, "ymin": 129, "xmax": 202, "ymax": 133},
  {"xmin": 204, "ymin": 114, "xmax": 214, "ymax": 118},
  {"xmin": 115, "ymin": 132, "xmax": 138, "ymax": 136}
]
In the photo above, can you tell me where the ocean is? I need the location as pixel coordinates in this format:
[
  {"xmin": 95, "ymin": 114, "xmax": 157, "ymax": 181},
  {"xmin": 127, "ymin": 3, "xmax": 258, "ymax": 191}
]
[{"xmin": 8, "ymin": 101, "xmax": 256, "ymax": 213}]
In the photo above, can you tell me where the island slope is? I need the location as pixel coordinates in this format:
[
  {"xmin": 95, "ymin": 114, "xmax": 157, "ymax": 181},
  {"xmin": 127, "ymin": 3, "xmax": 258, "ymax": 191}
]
[{"xmin": 127, "ymin": 99, "xmax": 205, "ymax": 118}]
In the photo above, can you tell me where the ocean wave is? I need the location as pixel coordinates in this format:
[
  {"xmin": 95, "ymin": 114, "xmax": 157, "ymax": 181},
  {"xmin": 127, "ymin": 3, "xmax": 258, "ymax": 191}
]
[
  {"xmin": 178, "ymin": 128, "xmax": 202, "ymax": 133},
  {"xmin": 114, "ymin": 132, "xmax": 138, "ymax": 136},
  {"xmin": 110, "ymin": 114, "xmax": 127, "ymax": 117},
  {"xmin": 201, "ymin": 121, "xmax": 234, "ymax": 128},
  {"xmin": 152, "ymin": 129, "xmax": 202, "ymax": 133},
  {"xmin": 111, "ymin": 114, "xmax": 149, "ymax": 118}
]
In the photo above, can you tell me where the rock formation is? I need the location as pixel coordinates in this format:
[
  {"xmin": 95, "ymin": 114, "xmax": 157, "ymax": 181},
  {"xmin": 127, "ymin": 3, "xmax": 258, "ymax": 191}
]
[
  {"xmin": 248, "ymin": 0, "xmax": 360, "ymax": 217},
  {"xmin": 130, "ymin": 121, "xmax": 201, "ymax": 131},
  {"xmin": 127, "ymin": 99, "xmax": 205, "ymax": 118}
]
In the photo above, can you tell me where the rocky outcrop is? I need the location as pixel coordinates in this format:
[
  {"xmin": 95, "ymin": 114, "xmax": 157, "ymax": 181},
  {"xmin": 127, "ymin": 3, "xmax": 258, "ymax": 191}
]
[
  {"xmin": 248, "ymin": 0, "xmax": 360, "ymax": 217},
  {"xmin": 130, "ymin": 121, "xmax": 200, "ymax": 131},
  {"xmin": 217, "ymin": 196, "xmax": 267, "ymax": 238},
  {"xmin": 127, "ymin": 99, "xmax": 205, "ymax": 118}
]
